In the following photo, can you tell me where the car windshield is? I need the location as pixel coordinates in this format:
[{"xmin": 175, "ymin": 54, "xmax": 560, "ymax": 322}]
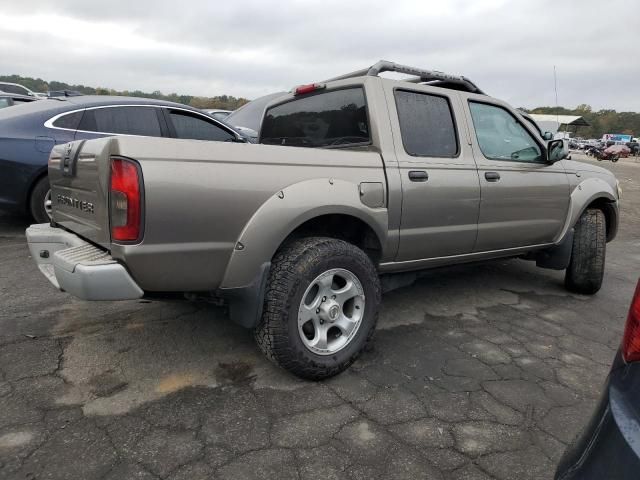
[
  {"xmin": 210, "ymin": 111, "xmax": 230, "ymax": 121},
  {"xmin": 225, "ymin": 92, "xmax": 286, "ymax": 132}
]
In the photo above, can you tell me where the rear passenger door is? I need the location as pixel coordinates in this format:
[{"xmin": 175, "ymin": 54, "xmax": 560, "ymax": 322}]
[
  {"xmin": 463, "ymin": 98, "xmax": 570, "ymax": 251},
  {"xmin": 384, "ymin": 85, "xmax": 481, "ymax": 261}
]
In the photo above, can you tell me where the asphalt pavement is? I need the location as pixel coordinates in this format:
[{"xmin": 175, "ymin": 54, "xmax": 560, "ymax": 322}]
[{"xmin": 1, "ymin": 154, "xmax": 639, "ymax": 480}]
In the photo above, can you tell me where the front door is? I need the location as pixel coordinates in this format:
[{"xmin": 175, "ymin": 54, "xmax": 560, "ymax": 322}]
[
  {"xmin": 384, "ymin": 84, "xmax": 481, "ymax": 261},
  {"xmin": 464, "ymin": 98, "xmax": 570, "ymax": 252}
]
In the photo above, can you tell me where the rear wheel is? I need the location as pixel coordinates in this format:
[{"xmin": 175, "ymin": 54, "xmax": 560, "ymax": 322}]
[
  {"xmin": 565, "ymin": 209, "xmax": 606, "ymax": 294},
  {"xmin": 255, "ymin": 237, "xmax": 381, "ymax": 380},
  {"xmin": 29, "ymin": 176, "xmax": 51, "ymax": 223}
]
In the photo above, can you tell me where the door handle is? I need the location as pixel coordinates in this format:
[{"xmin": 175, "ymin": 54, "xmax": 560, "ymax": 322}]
[
  {"xmin": 484, "ymin": 171, "xmax": 500, "ymax": 182},
  {"xmin": 408, "ymin": 170, "xmax": 429, "ymax": 182}
]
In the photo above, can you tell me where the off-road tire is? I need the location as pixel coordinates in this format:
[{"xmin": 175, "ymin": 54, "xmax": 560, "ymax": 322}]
[
  {"xmin": 29, "ymin": 176, "xmax": 50, "ymax": 223},
  {"xmin": 565, "ymin": 209, "xmax": 606, "ymax": 294},
  {"xmin": 254, "ymin": 237, "xmax": 381, "ymax": 380}
]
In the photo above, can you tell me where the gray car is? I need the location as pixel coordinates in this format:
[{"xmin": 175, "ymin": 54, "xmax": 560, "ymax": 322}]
[{"xmin": 27, "ymin": 60, "xmax": 620, "ymax": 379}]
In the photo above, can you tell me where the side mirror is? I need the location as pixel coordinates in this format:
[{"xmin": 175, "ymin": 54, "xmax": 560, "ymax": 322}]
[
  {"xmin": 547, "ymin": 139, "xmax": 566, "ymax": 163},
  {"xmin": 542, "ymin": 131, "xmax": 554, "ymax": 141}
]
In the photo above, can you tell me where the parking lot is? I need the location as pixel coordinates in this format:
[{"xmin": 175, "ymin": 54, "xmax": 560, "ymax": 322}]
[{"xmin": 0, "ymin": 153, "xmax": 637, "ymax": 480}]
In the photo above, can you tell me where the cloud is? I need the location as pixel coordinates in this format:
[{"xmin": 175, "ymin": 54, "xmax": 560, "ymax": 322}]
[{"xmin": 1, "ymin": 0, "xmax": 638, "ymax": 110}]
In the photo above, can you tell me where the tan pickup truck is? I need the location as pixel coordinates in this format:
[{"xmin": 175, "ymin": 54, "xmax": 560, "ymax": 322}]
[{"xmin": 27, "ymin": 61, "xmax": 620, "ymax": 379}]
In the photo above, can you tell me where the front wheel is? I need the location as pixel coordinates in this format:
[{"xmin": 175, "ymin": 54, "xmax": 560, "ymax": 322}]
[
  {"xmin": 29, "ymin": 176, "xmax": 52, "ymax": 223},
  {"xmin": 255, "ymin": 237, "xmax": 381, "ymax": 380},
  {"xmin": 565, "ymin": 209, "xmax": 606, "ymax": 294},
  {"xmin": 612, "ymin": 156, "xmax": 619, "ymax": 163}
]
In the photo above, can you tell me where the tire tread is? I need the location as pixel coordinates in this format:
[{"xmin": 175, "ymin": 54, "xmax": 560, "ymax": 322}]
[
  {"xmin": 565, "ymin": 208, "xmax": 606, "ymax": 294},
  {"xmin": 254, "ymin": 237, "xmax": 380, "ymax": 380}
]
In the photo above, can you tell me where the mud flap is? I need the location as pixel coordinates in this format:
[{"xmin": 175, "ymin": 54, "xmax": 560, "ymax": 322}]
[
  {"xmin": 536, "ymin": 229, "xmax": 574, "ymax": 270},
  {"xmin": 221, "ymin": 262, "xmax": 271, "ymax": 329}
]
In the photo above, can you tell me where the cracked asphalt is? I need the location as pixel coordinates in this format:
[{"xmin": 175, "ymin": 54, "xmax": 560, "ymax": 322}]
[{"xmin": 1, "ymin": 154, "xmax": 639, "ymax": 480}]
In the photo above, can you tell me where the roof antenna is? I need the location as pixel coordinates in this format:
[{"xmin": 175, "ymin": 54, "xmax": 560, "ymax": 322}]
[{"xmin": 553, "ymin": 65, "xmax": 560, "ymax": 131}]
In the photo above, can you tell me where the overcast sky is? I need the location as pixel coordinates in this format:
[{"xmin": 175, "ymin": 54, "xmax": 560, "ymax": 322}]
[{"xmin": 1, "ymin": 0, "xmax": 638, "ymax": 111}]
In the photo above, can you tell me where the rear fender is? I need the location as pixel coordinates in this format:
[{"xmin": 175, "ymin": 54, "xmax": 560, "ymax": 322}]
[{"xmin": 220, "ymin": 178, "xmax": 388, "ymax": 289}]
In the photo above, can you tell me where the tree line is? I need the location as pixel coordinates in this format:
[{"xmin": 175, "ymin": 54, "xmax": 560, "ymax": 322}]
[
  {"xmin": 0, "ymin": 74, "xmax": 249, "ymax": 111},
  {"xmin": 2, "ymin": 74, "xmax": 638, "ymax": 137},
  {"xmin": 521, "ymin": 104, "xmax": 638, "ymax": 139}
]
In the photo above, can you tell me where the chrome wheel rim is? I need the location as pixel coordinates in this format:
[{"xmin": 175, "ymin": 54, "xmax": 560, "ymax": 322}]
[
  {"xmin": 44, "ymin": 189, "xmax": 53, "ymax": 219},
  {"xmin": 297, "ymin": 268, "xmax": 365, "ymax": 356}
]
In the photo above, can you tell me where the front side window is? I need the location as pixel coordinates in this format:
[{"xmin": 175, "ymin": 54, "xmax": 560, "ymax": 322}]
[
  {"xmin": 0, "ymin": 98, "xmax": 12, "ymax": 108},
  {"xmin": 395, "ymin": 90, "xmax": 458, "ymax": 157},
  {"xmin": 79, "ymin": 106, "xmax": 162, "ymax": 136},
  {"xmin": 261, "ymin": 88, "xmax": 369, "ymax": 148},
  {"xmin": 168, "ymin": 111, "xmax": 235, "ymax": 141},
  {"xmin": 469, "ymin": 102, "xmax": 542, "ymax": 162}
]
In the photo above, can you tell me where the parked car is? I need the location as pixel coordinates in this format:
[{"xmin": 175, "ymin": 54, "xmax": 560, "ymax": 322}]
[
  {"xmin": 555, "ymin": 279, "xmax": 640, "ymax": 479},
  {"xmin": 224, "ymin": 91, "xmax": 287, "ymax": 142},
  {"xmin": 202, "ymin": 109, "xmax": 231, "ymax": 121},
  {"xmin": 0, "ymin": 81, "xmax": 47, "ymax": 98},
  {"xmin": 47, "ymin": 90, "xmax": 84, "ymax": 98},
  {"xmin": 26, "ymin": 60, "xmax": 620, "ymax": 379},
  {"xmin": 0, "ymin": 92, "xmax": 38, "ymax": 109},
  {"xmin": 626, "ymin": 141, "xmax": 639, "ymax": 155},
  {"xmin": 593, "ymin": 144, "xmax": 632, "ymax": 162},
  {"xmin": 0, "ymin": 96, "xmax": 244, "ymax": 222}
]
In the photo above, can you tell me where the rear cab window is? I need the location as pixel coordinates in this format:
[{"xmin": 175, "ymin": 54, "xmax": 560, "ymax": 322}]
[
  {"xmin": 394, "ymin": 90, "xmax": 459, "ymax": 157},
  {"xmin": 260, "ymin": 87, "xmax": 370, "ymax": 148}
]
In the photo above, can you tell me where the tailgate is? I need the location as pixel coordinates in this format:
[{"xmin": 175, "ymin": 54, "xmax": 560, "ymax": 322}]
[{"xmin": 48, "ymin": 137, "xmax": 116, "ymax": 249}]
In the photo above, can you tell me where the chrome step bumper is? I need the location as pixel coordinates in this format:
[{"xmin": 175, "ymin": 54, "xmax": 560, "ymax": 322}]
[{"xmin": 26, "ymin": 223, "xmax": 143, "ymax": 301}]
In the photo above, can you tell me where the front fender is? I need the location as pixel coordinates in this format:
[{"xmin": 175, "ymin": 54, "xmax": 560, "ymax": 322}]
[
  {"xmin": 220, "ymin": 178, "xmax": 388, "ymax": 288},
  {"xmin": 555, "ymin": 177, "xmax": 617, "ymax": 243}
]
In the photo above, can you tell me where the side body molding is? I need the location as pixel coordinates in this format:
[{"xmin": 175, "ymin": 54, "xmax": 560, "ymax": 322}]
[
  {"xmin": 220, "ymin": 178, "xmax": 389, "ymax": 289},
  {"xmin": 554, "ymin": 177, "xmax": 617, "ymax": 244}
]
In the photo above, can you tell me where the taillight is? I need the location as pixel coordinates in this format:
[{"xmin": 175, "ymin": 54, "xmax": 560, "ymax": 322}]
[
  {"xmin": 622, "ymin": 280, "xmax": 640, "ymax": 363},
  {"xmin": 110, "ymin": 157, "xmax": 142, "ymax": 242},
  {"xmin": 294, "ymin": 83, "xmax": 326, "ymax": 95}
]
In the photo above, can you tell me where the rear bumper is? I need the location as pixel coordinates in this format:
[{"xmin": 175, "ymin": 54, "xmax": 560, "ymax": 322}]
[{"xmin": 26, "ymin": 223, "xmax": 143, "ymax": 301}]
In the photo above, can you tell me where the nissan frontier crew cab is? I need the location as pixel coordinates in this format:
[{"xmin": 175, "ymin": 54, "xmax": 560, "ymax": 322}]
[{"xmin": 27, "ymin": 61, "xmax": 621, "ymax": 380}]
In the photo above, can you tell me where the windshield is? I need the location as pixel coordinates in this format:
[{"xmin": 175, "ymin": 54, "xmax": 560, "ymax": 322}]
[{"xmin": 225, "ymin": 92, "xmax": 286, "ymax": 132}]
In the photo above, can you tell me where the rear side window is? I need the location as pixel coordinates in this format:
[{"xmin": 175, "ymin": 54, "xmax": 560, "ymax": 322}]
[
  {"xmin": 261, "ymin": 87, "xmax": 369, "ymax": 148},
  {"xmin": 52, "ymin": 111, "xmax": 83, "ymax": 130},
  {"xmin": 0, "ymin": 98, "xmax": 12, "ymax": 108},
  {"xmin": 0, "ymin": 83, "xmax": 29, "ymax": 95},
  {"xmin": 79, "ymin": 106, "xmax": 162, "ymax": 136},
  {"xmin": 395, "ymin": 90, "xmax": 458, "ymax": 157},
  {"xmin": 168, "ymin": 111, "xmax": 235, "ymax": 141}
]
